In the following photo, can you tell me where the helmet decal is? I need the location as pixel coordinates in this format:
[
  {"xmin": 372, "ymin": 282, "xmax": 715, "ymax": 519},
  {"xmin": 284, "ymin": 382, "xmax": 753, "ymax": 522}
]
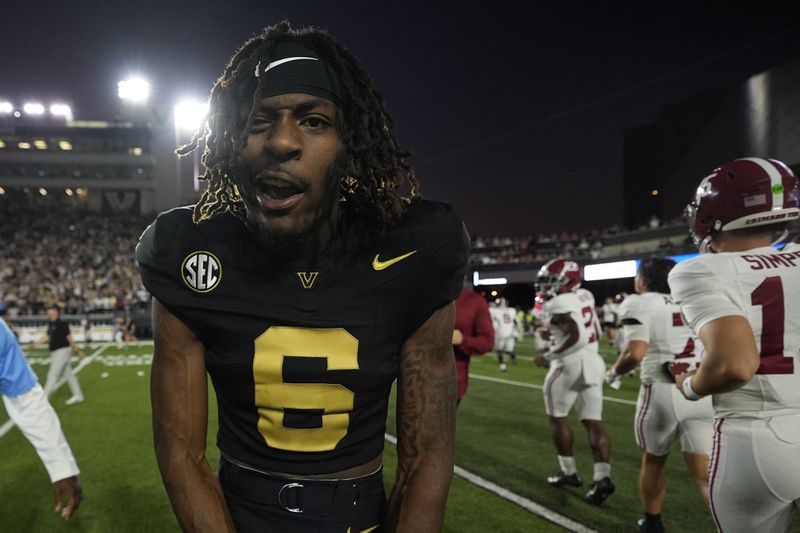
[{"xmin": 686, "ymin": 157, "xmax": 800, "ymax": 254}]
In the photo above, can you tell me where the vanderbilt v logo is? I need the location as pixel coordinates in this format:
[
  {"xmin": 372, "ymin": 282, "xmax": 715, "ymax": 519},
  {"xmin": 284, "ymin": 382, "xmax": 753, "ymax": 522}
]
[{"xmin": 296, "ymin": 271, "xmax": 319, "ymax": 289}]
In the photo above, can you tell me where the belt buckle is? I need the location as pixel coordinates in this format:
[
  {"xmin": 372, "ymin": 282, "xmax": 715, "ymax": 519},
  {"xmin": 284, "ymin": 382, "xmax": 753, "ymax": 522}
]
[{"xmin": 278, "ymin": 482, "xmax": 304, "ymax": 513}]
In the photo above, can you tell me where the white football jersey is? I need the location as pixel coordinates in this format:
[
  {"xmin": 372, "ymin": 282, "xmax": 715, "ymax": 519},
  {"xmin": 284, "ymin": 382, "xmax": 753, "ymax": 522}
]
[
  {"xmin": 544, "ymin": 288, "xmax": 600, "ymax": 358},
  {"xmin": 618, "ymin": 292, "xmax": 703, "ymax": 384},
  {"xmin": 669, "ymin": 244, "xmax": 800, "ymax": 418},
  {"xmin": 489, "ymin": 306, "xmax": 517, "ymax": 339}
]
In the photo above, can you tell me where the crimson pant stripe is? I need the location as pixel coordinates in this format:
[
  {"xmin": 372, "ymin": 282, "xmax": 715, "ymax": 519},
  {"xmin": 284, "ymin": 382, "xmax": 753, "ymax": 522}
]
[
  {"xmin": 545, "ymin": 367, "xmax": 563, "ymax": 414},
  {"xmin": 708, "ymin": 418, "xmax": 725, "ymax": 532},
  {"xmin": 635, "ymin": 384, "xmax": 652, "ymax": 449}
]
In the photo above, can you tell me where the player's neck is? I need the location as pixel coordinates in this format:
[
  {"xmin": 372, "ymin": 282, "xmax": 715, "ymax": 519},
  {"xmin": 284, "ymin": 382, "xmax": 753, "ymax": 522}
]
[{"xmin": 710, "ymin": 232, "xmax": 773, "ymax": 253}]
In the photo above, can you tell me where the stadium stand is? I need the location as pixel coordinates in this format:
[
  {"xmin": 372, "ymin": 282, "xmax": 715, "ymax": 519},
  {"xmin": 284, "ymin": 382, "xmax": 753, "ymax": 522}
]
[
  {"xmin": 3, "ymin": 185, "xmax": 796, "ymax": 342},
  {"xmin": 470, "ymin": 217, "xmax": 694, "ymax": 268},
  {"xmin": 0, "ymin": 192, "xmax": 150, "ymax": 318}
]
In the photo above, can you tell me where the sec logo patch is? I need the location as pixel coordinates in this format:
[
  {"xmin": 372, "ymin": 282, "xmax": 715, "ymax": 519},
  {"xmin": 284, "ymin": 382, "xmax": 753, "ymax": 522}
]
[{"xmin": 181, "ymin": 251, "xmax": 222, "ymax": 293}]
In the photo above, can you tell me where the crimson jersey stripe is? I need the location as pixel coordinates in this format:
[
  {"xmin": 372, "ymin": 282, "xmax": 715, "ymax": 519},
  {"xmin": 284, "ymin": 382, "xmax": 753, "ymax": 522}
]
[
  {"xmin": 708, "ymin": 418, "xmax": 725, "ymax": 532},
  {"xmin": 635, "ymin": 384, "xmax": 652, "ymax": 449}
]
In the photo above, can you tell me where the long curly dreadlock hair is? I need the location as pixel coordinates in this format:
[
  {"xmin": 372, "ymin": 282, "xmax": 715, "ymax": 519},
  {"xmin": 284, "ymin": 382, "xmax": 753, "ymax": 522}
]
[{"xmin": 177, "ymin": 21, "xmax": 420, "ymax": 229}]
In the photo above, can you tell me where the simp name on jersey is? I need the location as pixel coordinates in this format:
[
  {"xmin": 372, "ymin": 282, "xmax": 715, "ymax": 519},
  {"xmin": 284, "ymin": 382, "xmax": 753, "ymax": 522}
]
[{"xmin": 742, "ymin": 251, "xmax": 800, "ymax": 270}]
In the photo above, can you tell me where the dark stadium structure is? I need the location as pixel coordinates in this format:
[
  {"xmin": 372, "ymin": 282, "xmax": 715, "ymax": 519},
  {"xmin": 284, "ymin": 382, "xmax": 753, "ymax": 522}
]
[{"xmin": 1, "ymin": 60, "xmax": 799, "ymax": 335}]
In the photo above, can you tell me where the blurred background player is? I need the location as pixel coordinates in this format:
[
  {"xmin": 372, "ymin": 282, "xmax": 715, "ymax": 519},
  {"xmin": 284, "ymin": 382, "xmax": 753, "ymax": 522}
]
[
  {"xmin": 1, "ymin": 317, "xmax": 83, "ymax": 520},
  {"xmin": 607, "ymin": 258, "xmax": 713, "ymax": 533},
  {"xmin": 534, "ymin": 258, "xmax": 614, "ymax": 505},
  {"xmin": 670, "ymin": 157, "xmax": 800, "ymax": 533},
  {"xmin": 40, "ymin": 305, "xmax": 84, "ymax": 405},
  {"xmin": 454, "ymin": 280, "xmax": 495, "ymax": 403},
  {"xmin": 123, "ymin": 315, "xmax": 138, "ymax": 343},
  {"xmin": 531, "ymin": 291, "xmax": 550, "ymax": 353},
  {"xmin": 601, "ymin": 296, "xmax": 619, "ymax": 344},
  {"xmin": 489, "ymin": 297, "xmax": 520, "ymax": 371}
]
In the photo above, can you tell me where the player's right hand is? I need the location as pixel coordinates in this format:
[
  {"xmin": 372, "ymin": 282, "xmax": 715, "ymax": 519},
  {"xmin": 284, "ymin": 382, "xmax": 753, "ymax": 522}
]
[
  {"xmin": 605, "ymin": 368, "xmax": 621, "ymax": 390},
  {"xmin": 52, "ymin": 475, "xmax": 83, "ymax": 520}
]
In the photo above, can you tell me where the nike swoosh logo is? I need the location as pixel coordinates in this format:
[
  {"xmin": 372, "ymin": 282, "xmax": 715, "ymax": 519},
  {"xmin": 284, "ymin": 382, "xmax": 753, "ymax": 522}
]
[
  {"xmin": 346, "ymin": 526, "xmax": 379, "ymax": 533},
  {"xmin": 372, "ymin": 250, "xmax": 416, "ymax": 271},
  {"xmin": 255, "ymin": 56, "xmax": 319, "ymax": 77}
]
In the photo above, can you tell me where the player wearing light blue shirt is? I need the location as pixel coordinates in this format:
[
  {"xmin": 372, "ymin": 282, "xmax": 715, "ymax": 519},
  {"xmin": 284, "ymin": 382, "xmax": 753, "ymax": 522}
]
[
  {"xmin": 0, "ymin": 318, "xmax": 38, "ymax": 396},
  {"xmin": 0, "ymin": 317, "xmax": 83, "ymax": 520}
]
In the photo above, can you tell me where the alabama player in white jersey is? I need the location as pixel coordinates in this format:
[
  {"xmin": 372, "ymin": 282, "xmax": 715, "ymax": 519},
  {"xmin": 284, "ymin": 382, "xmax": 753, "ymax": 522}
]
[
  {"xmin": 607, "ymin": 258, "xmax": 713, "ymax": 533},
  {"xmin": 489, "ymin": 298, "xmax": 520, "ymax": 371},
  {"xmin": 669, "ymin": 157, "xmax": 800, "ymax": 533},
  {"xmin": 534, "ymin": 258, "xmax": 614, "ymax": 505}
]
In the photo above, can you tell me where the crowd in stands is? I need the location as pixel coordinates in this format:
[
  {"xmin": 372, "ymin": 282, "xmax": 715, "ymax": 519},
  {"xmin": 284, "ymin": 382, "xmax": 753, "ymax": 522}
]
[
  {"xmin": 0, "ymin": 194, "xmax": 151, "ymax": 317},
  {"xmin": 0, "ymin": 193, "xmax": 697, "ymax": 316},
  {"xmin": 470, "ymin": 216, "xmax": 693, "ymax": 267}
]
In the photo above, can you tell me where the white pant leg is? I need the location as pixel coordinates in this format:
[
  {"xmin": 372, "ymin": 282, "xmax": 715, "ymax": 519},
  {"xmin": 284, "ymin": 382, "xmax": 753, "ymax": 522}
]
[
  {"xmin": 43, "ymin": 347, "xmax": 73, "ymax": 396},
  {"xmin": 543, "ymin": 356, "xmax": 581, "ymax": 417},
  {"xmin": 575, "ymin": 353, "xmax": 605, "ymax": 421},
  {"xmin": 709, "ymin": 416, "xmax": 800, "ymax": 533},
  {"xmin": 635, "ymin": 383, "xmax": 713, "ymax": 456},
  {"xmin": 634, "ymin": 383, "xmax": 676, "ymax": 456},
  {"xmin": 673, "ymin": 387, "xmax": 713, "ymax": 455},
  {"xmin": 63, "ymin": 357, "xmax": 83, "ymax": 399}
]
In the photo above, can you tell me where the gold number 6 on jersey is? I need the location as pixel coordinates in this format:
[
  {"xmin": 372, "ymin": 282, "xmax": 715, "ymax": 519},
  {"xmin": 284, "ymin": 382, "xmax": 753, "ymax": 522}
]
[{"xmin": 253, "ymin": 326, "xmax": 359, "ymax": 452}]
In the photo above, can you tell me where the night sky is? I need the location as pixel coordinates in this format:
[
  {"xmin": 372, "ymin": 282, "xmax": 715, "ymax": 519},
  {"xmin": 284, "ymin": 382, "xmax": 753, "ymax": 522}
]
[{"xmin": 3, "ymin": 1, "xmax": 799, "ymax": 237}]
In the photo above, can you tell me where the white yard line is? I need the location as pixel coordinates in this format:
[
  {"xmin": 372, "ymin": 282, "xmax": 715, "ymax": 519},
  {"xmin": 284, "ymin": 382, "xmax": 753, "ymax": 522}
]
[
  {"xmin": 0, "ymin": 345, "xmax": 107, "ymax": 439},
  {"xmin": 385, "ymin": 433, "xmax": 598, "ymax": 533},
  {"xmin": 470, "ymin": 373, "xmax": 638, "ymax": 406}
]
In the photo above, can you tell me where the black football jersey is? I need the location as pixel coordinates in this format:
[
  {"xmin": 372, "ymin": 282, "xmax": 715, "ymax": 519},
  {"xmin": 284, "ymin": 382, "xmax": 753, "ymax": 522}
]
[{"xmin": 136, "ymin": 199, "xmax": 469, "ymax": 475}]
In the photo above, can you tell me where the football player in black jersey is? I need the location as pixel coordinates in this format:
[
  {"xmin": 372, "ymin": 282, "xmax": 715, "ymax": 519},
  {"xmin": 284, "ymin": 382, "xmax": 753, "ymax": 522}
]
[{"xmin": 137, "ymin": 22, "xmax": 469, "ymax": 532}]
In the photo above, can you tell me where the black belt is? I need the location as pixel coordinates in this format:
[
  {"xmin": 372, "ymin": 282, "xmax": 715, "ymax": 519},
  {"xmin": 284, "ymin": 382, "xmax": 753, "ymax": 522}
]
[{"xmin": 219, "ymin": 455, "xmax": 383, "ymax": 515}]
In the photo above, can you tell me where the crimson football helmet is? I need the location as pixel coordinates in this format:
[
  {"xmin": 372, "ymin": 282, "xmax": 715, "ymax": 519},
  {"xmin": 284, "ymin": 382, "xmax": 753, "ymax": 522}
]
[
  {"xmin": 536, "ymin": 258, "xmax": 581, "ymax": 298},
  {"xmin": 686, "ymin": 157, "xmax": 800, "ymax": 253}
]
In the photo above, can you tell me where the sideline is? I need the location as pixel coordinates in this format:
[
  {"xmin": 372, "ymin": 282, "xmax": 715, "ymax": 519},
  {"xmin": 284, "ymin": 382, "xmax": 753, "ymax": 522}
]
[
  {"xmin": 384, "ymin": 433, "xmax": 598, "ymax": 533},
  {"xmin": 0, "ymin": 345, "xmax": 107, "ymax": 439},
  {"xmin": 470, "ymin": 372, "xmax": 638, "ymax": 406}
]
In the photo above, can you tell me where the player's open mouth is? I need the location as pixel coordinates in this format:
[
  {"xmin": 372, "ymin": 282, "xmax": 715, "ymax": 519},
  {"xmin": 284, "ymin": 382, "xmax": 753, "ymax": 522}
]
[{"xmin": 254, "ymin": 175, "xmax": 305, "ymax": 211}]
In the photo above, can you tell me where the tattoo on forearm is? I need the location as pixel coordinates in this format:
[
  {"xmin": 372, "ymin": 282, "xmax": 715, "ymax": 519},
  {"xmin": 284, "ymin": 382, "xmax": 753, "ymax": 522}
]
[{"xmin": 397, "ymin": 307, "xmax": 457, "ymax": 461}]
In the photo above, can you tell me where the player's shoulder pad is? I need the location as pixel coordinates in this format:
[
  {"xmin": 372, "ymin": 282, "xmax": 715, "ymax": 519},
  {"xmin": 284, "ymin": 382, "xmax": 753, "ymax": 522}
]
[
  {"xmin": 136, "ymin": 206, "xmax": 194, "ymax": 269},
  {"xmin": 136, "ymin": 206, "xmax": 241, "ymax": 271},
  {"xmin": 619, "ymin": 293, "xmax": 646, "ymax": 322},
  {"xmin": 381, "ymin": 199, "xmax": 470, "ymax": 277},
  {"xmin": 618, "ymin": 293, "xmax": 641, "ymax": 313},
  {"xmin": 668, "ymin": 255, "xmax": 719, "ymax": 305},
  {"xmin": 546, "ymin": 292, "xmax": 579, "ymax": 315},
  {"xmin": 576, "ymin": 287, "xmax": 596, "ymax": 305},
  {"xmin": 781, "ymin": 241, "xmax": 800, "ymax": 253}
]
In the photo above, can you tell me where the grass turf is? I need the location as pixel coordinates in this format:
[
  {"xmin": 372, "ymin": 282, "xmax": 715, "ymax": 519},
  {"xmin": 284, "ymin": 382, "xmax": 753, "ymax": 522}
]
[{"xmin": 1, "ymin": 340, "xmax": 798, "ymax": 532}]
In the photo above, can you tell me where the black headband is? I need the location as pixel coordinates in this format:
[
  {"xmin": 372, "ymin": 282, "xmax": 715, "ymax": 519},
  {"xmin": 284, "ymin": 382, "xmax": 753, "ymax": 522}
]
[{"xmin": 254, "ymin": 42, "xmax": 346, "ymax": 109}]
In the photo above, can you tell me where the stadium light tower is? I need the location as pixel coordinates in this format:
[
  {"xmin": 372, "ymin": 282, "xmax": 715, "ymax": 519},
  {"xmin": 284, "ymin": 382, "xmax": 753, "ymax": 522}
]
[
  {"xmin": 23, "ymin": 102, "xmax": 45, "ymax": 115},
  {"xmin": 50, "ymin": 103, "xmax": 73, "ymax": 120},
  {"xmin": 174, "ymin": 100, "xmax": 209, "ymax": 132},
  {"xmin": 174, "ymin": 99, "xmax": 209, "ymax": 194},
  {"xmin": 117, "ymin": 78, "xmax": 150, "ymax": 103}
]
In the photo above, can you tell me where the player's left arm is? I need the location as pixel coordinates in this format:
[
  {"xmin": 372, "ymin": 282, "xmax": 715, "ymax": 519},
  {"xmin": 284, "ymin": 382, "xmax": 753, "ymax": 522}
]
[
  {"xmin": 387, "ymin": 302, "xmax": 456, "ymax": 533},
  {"xmin": 611, "ymin": 314, "xmax": 650, "ymax": 375},
  {"xmin": 675, "ymin": 315, "xmax": 759, "ymax": 397},
  {"xmin": 3, "ymin": 387, "xmax": 83, "ymax": 519},
  {"xmin": 550, "ymin": 312, "xmax": 581, "ymax": 354},
  {"xmin": 65, "ymin": 334, "xmax": 83, "ymax": 358}
]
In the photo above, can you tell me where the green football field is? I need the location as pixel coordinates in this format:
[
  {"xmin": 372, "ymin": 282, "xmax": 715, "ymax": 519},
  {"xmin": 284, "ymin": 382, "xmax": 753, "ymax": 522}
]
[{"xmin": 1, "ymin": 339, "xmax": 798, "ymax": 532}]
